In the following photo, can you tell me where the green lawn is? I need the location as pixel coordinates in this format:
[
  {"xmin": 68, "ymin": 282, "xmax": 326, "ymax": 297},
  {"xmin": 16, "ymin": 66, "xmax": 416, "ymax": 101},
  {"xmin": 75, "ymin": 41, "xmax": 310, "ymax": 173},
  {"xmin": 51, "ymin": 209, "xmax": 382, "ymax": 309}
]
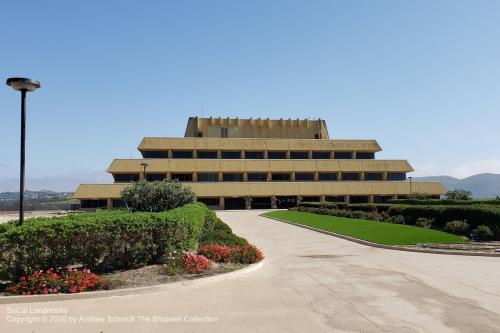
[{"xmin": 263, "ymin": 211, "xmax": 467, "ymax": 245}]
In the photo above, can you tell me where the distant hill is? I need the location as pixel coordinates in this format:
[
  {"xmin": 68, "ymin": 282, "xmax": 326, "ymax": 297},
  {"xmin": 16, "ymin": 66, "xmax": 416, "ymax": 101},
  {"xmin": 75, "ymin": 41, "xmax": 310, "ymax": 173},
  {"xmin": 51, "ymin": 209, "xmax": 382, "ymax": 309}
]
[{"xmin": 415, "ymin": 173, "xmax": 500, "ymax": 198}]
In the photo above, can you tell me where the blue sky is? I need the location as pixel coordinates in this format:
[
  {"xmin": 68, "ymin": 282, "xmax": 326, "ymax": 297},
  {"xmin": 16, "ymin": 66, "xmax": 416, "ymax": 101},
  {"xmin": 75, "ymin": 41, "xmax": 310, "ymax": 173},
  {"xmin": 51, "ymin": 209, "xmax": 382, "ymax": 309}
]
[{"xmin": 1, "ymin": 0, "xmax": 500, "ymax": 191}]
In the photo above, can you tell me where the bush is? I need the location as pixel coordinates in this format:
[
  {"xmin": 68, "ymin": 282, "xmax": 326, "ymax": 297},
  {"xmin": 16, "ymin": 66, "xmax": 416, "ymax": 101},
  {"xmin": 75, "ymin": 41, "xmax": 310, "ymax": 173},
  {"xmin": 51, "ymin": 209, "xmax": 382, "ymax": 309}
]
[
  {"xmin": 121, "ymin": 180, "xmax": 196, "ymax": 212},
  {"xmin": 0, "ymin": 203, "xmax": 211, "ymax": 281},
  {"xmin": 389, "ymin": 215, "xmax": 405, "ymax": 224},
  {"xmin": 182, "ymin": 252, "xmax": 211, "ymax": 273},
  {"xmin": 444, "ymin": 220, "xmax": 470, "ymax": 235},
  {"xmin": 199, "ymin": 218, "xmax": 248, "ymax": 246},
  {"xmin": 229, "ymin": 244, "xmax": 264, "ymax": 264},
  {"xmin": 471, "ymin": 226, "xmax": 494, "ymax": 241},
  {"xmin": 388, "ymin": 204, "xmax": 500, "ymax": 239},
  {"xmin": 349, "ymin": 211, "xmax": 369, "ymax": 219},
  {"xmin": 388, "ymin": 199, "xmax": 500, "ymax": 206},
  {"xmin": 198, "ymin": 244, "xmax": 232, "ymax": 262},
  {"xmin": 415, "ymin": 217, "xmax": 432, "ymax": 228},
  {"xmin": 6, "ymin": 269, "xmax": 104, "ymax": 295},
  {"xmin": 445, "ymin": 189, "xmax": 472, "ymax": 201}
]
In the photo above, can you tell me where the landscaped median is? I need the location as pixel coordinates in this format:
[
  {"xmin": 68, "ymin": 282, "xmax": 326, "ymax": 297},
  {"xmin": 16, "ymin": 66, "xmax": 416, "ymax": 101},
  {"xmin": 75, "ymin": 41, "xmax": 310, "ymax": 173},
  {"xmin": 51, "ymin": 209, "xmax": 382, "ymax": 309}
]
[
  {"xmin": 263, "ymin": 210, "xmax": 466, "ymax": 246},
  {"xmin": 0, "ymin": 201, "xmax": 263, "ymax": 297}
]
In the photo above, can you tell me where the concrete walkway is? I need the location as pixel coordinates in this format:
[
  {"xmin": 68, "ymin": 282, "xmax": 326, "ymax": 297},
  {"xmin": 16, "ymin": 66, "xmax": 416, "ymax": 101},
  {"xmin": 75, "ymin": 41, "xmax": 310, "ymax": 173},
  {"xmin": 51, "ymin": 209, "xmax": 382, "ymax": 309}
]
[{"xmin": 1, "ymin": 210, "xmax": 500, "ymax": 332}]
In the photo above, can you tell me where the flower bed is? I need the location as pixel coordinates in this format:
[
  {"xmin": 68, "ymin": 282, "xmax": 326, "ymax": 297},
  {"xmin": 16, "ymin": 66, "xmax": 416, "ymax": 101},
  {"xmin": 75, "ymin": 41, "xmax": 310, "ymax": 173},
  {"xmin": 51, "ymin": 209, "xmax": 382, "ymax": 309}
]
[
  {"xmin": 198, "ymin": 244, "xmax": 264, "ymax": 264},
  {"xmin": 5, "ymin": 269, "xmax": 104, "ymax": 296}
]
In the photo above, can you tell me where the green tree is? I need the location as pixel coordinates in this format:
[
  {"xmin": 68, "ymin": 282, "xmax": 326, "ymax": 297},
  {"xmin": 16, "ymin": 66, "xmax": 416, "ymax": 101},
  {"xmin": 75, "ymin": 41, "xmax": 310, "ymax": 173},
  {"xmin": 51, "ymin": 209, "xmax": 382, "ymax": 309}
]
[
  {"xmin": 445, "ymin": 189, "xmax": 472, "ymax": 201},
  {"xmin": 121, "ymin": 180, "xmax": 196, "ymax": 212}
]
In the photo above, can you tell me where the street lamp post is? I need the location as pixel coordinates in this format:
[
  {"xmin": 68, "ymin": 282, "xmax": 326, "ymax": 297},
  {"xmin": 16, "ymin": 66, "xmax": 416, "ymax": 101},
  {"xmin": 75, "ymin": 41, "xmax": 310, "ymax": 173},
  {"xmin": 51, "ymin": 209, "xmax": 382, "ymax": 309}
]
[
  {"xmin": 140, "ymin": 163, "xmax": 149, "ymax": 181},
  {"xmin": 6, "ymin": 77, "xmax": 41, "ymax": 225}
]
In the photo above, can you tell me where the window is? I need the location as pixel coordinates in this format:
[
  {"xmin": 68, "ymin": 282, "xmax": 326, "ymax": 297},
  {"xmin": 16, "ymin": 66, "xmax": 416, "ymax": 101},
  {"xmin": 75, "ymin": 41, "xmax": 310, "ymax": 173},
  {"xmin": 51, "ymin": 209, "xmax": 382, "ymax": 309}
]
[
  {"xmin": 290, "ymin": 151, "xmax": 308, "ymax": 159},
  {"xmin": 341, "ymin": 172, "xmax": 360, "ymax": 181},
  {"xmin": 319, "ymin": 173, "xmax": 337, "ymax": 181},
  {"xmin": 314, "ymin": 134, "xmax": 320, "ymax": 139},
  {"xmin": 196, "ymin": 132, "xmax": 203, "ymax": 137},
  {"xmin": 268, "ymin": 151, "xmax": 287, "ymax": 159},
  {"xmin": 271, "ymin": 173, "xmax": 291, "ymax": 181},
  {"xmin": 247, "ymin": 173, "xmax": 267, "ymax": 181},
  {"xmin": 302, "ymin": 196, "xmax": 320, "ymax": 202},
  {"xmin": 171, "ymin": 173, "xmax": 193, "ymax": 182},
  {"xmin": 325, "ymin": 195, "xmax": 345, "ymax": 202},
  {"xmin": 221, "ymin": 127, "xmax": 228, "ymax": 138},
  {"xmin": 172, "ymin": 150, "xmax": 193, "ymax": 159},
  {"xmin": 245, "ymin": 151, "xmax": 264, "ymax": 159},
  {"xmin": 312, "ymin": 151, "xmax": 331, "ymax": 159},
  {"xmin": 356, "ymin": 152, "xmax": 375, "ymax": 159},
  {"xmin": 365, "ymin": 172, "xmax": 382, "ymax": 181},
  {"xmin": 223, "ymin": 173, "xmax": 243, "ymax": 181},
  {"xmin": 81, "ymin": 200, "xmax": 107, "ymax": 209},
  {"xmin": 334, "ymin": 152, "xmax": 353, "ymax": 159},
  {"xmin": 387, "ymin": 172, "xmax": 406, "ymax": 181},
  {"xmin": 197, "ymin": 150, "xmax": 218, "ymax": 159},
  {"xmin": 221, "ymin": 151, "xmax": 241, "ymax": 159},
  {"xmin": 374, "ymin": 196, "xmax": 391, "ymax": 203},
  {"xmin": 146, "ymin": 173, "xmax": 166, "ymax": 181},
  {"xmin": 142, "ymin": 151, "xmax": 168, "ymax": 158},
  {"xmin": 197, "ymin": 197, "xmax": 219, "ymax": 206},
  {"xmin": 198, "ymin": 173, "xmax": 218, "ymax": 182},
  {"xmin": 250, "ymin": 197, "xmax": 272, "ymax": 209},
  {"xmin": 113, "ymin": 173, "xmax": 139, "ymax": 182},
  {"xmin": 295, "ymin": 172, "xmax": 314, "ymax": 181},
  {"xmin": 350, "ymin": 196, "xmax": 369, "ymax": 203}
]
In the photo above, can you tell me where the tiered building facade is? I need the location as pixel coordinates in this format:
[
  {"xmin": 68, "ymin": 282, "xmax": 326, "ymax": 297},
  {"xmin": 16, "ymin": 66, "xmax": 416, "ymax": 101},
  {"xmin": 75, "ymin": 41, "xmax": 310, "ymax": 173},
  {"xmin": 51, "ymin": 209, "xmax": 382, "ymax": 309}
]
[{"xmin": 73, "ymin": 117, "xmax": 445, "ymax": 209}]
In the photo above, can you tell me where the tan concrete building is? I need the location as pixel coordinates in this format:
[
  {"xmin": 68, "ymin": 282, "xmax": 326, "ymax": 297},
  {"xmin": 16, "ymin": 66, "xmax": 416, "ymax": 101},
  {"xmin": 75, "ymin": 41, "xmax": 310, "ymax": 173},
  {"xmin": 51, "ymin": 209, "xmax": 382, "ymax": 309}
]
[{"xmin": 73, "ymin": 117, "xmax": 446, "ymax": 209}]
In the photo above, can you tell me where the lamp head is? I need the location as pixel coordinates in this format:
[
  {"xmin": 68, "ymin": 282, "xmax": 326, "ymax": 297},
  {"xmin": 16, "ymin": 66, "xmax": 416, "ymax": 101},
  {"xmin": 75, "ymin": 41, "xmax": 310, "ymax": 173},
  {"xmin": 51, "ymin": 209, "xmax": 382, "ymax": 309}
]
[
  {"xmin": 140, "ymin": 163, "xmax": 149, "ymax": 167},
  {"xmin": 6, "ymin": 77, "xmax": 41, "ymax": 92}
]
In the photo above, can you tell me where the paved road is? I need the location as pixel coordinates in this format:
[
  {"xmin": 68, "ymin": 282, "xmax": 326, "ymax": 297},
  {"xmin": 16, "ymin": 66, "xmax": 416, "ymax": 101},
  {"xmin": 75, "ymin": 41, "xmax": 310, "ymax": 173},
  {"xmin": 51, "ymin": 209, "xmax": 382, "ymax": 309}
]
[{"xmin": 1, "ymin": 210, "xmax": 500, "ymax": 332}]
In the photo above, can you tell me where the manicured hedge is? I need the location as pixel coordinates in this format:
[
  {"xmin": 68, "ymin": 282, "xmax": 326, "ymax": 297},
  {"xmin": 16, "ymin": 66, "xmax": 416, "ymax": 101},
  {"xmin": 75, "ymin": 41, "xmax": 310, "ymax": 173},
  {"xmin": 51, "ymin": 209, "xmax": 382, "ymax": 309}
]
[
  {"xmin": 388, "ymin": 199, "xmax": 500, "ymax": 206},
  {"xmin": 0, "ymin": 203, "xmax": 214, "ymax": 281},
  {"xmin": 298, "ymin": 202, "xmax": 390, "ymax": 212},
  {"xmin": 388, "ymin": 204, "xmax": 500, "ymax": 239},
  {"xmin": 199, "ymin": 217, "xmax": 248, "ymax": 247}
]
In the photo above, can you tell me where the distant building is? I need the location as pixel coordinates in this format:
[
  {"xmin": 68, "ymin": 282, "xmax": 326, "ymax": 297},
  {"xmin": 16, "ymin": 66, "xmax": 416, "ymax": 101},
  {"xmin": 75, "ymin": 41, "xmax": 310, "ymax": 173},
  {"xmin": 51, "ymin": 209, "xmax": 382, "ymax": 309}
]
[{"xmin": 73, "ymin": 117, "xmax": 445, "ymax": 209}]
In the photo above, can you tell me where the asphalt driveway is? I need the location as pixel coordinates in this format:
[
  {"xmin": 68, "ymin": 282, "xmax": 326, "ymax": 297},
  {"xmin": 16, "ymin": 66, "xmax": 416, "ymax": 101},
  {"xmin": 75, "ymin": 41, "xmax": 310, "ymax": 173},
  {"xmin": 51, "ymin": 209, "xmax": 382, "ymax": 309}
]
[{"xmin": 1, "ymin": 209, "xmax": 500, "ymax": 332}]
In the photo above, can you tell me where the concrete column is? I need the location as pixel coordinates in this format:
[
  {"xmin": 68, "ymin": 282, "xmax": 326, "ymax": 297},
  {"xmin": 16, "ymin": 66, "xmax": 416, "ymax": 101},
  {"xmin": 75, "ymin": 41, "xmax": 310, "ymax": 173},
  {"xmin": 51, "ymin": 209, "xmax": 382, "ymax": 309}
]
[
  {"xmin": 192, "ymin": 172, "xmax": 198, "ymax": 182},
  {"xmin": 286, "ymin": 151, "xmax": 290, "ymax": 159},
  {"xmin": 168, "ymin": 150, "xmax": 173, "ymax": 159},
  {"xmin": 217, "ymin": 150, "xmax": 222, "ymax": 159},
  {"xmin": 297, "ymin": 195, "xmax": 302, "ymax": 205},
  {"xmin": 271, "ymin": 196, "xmax": 277, "ymax": 209},
  {"xmin": 382, "ymin": 172, "xmax": 388, "ymax": 181},
  {"xmin": 245, "ymin": 197, "xmax": 252, "ymax": 210},
  {"xmin": 314, "ymin": 172, "xmax": 319, "ymax": 181},
  {"xmin": 308, "ymin": 151, "xmax": 313, "ymax": 159},
  {"xmin": 243, "ymin": 172, "xmax": 248, "ymax": 182},
  {"xmin": 241, "ymin": 150, "xmax": 245, "ymax": 159},
  {"xmin": 140, "ymin": 172, "xmax": 145, "ymax": 180},
  {"xmin": 320, "ymin": 195, "xmax": 326, "ymax": 202},
  {"xmin": 360, "ymin": 172, "xmax": 365, "ymax": 181},
  {"xmin": 219, "ymin": 197, "xmax": 225, "ymax": 210},
  {"xmin": 345, "ymin": 195, "xmax": 350, "ymax": 203},
  {"xmin": 368, "ymin": 195, "xmax": 374, "ymax": 203},
  {"xmin": 291, "ymin": 172, "xmax": 296, "ymax": 181},
  {"xmin": 106, "ymin": 198, "xmax": 113, "ymax": 209},
  {"xmin": 193, "ymin": 150, "xmax": 197, "ymax": 159},
  {"xmin": 352, "ymin": 151, "xmax": 356, "ymax": 159},
  {"xmin": 166, "ymin": 172, "xmax": 171, "ymax": 181},
  {"xmin": 218, "ymin": 172, "xmax": 223, "ymax": 182},
  {"xmin": 267, "ymin": 171, "xmax": 272, "ymax": 182},
  {"xmin": 337, "ymin": 171, "xmax": 342, "ymax": 181}
]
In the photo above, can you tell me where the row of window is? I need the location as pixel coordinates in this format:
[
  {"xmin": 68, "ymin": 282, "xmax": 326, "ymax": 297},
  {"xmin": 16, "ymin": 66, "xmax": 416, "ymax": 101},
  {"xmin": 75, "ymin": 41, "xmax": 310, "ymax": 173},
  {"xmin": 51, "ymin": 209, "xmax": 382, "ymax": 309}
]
[
  {"xmin": 113, "ymin": 172, "xmax": 407, "ymax": 182},
  {"xmin": 142, "ymin": 150, "xmax": 375, "ymax": 160}
]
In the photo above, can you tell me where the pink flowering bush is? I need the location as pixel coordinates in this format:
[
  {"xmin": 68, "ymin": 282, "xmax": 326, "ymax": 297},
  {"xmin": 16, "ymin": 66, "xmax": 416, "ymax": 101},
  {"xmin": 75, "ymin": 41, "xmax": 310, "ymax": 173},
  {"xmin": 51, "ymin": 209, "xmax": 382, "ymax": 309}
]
[
  {"xmin": 198, "ymin": 244, "xmax": 232, "ymax": 262},
  {"xmin": 181, "ymin": 252, "xmax": 211, "ymax": 274},
  {"xmin": 5, "ymin": 269, "xmax": 104, "ymax": 296}
]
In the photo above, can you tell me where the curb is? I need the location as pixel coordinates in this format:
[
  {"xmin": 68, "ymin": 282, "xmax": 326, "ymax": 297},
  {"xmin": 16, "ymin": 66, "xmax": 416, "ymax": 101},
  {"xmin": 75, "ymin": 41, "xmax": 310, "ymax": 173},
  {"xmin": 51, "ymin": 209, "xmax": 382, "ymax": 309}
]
[
  {"xmin": 262, "ymin": 215, "xmax": 500, "ymax": 258},
  {"xmin": 0, "ymin": 261, "xmax": 264, "ymax": 304}
]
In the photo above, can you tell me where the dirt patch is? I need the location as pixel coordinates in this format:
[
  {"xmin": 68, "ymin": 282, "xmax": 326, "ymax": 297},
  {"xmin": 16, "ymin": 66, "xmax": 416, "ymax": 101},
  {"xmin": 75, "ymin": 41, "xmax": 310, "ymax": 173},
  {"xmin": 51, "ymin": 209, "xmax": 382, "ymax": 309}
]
[{"xmin": 103, "ymin": 262, "xmax": 246, "ymax": 290}]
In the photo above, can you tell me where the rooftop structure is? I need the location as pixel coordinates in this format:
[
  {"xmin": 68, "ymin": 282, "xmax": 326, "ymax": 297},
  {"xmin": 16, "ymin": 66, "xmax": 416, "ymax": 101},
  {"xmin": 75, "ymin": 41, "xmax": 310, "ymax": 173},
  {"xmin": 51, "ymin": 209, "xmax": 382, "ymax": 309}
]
[{"xmin": 73, "ymin": 117, "xmax": 446, "ymax": 209}]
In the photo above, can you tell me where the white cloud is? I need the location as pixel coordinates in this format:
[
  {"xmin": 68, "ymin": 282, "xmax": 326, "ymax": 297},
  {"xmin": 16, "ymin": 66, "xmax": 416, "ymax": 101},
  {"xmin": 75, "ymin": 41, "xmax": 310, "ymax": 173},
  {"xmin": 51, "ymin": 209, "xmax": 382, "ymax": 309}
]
[
  {"xmin": 412, "ymin": 163, "xmax": 444, "ymax": 177},
  {"xmin": 449, "ymin": 159, "xmax": 500, "ymax": 179}
]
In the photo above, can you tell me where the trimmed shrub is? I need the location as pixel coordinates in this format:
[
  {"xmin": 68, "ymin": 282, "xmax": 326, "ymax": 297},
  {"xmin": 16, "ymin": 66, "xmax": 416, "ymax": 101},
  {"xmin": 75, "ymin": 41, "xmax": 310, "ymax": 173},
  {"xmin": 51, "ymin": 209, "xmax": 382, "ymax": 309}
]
[
  {"xmin": 415, "ymin": 217, "xmax": 432, "ymax": 228},
  {"xmin": 198, "ymin": 244, "xmax": 232, "ymax": 262},
  {"xmin": 471, "ymin": 226, "xmax": 494, "ymax": 241},
  {"xmin": 444, "ymin": 220, "xmax": 470, "ymax": 235},
  {"xmin": 0, "ymin": 203, "xmax": 210, "ymax": 281},
  {"xmin": 389, "ymin": 215, "xmax": 405, "ymax": 224},
  {"xmin": 229, "ymin": 244, "xmax": 264, "ymax": 264},
  {"xmin": 388, "ymin": 204, "xmax": 500, "ymax": 239},
  {"xmin": 388, "ymin": 199, "xmax": 500, "ymax": 206},
  {"xmin": 349, "ymin": 211, "xmax": 369, "ymax": 219},
  {"xmin": 121, "ymin": 180, "xmax": 196, "ymax": 212},
  {"xmin": 6, "ymin": 269, "xmax": 104, "ymax": 295},
  {"xmin": 182, "ymin": 252, "xmax": 211, "ymax": 273},
  {"xmin": 198, "ymin": 218, "xmax": 248, "ymax": 247}
]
